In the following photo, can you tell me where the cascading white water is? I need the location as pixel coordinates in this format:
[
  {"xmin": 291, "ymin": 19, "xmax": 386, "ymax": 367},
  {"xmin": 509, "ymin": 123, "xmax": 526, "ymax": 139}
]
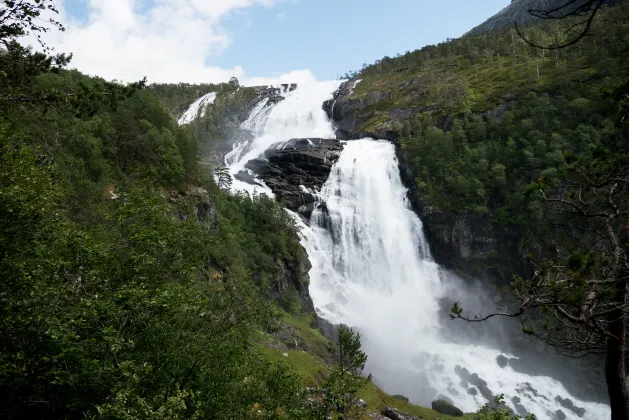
[
  {"xmin": 227, "ymin": 83, "xmax": 611, "ymax": 420},
  {"xmin": 226, "ymin": 81, "xmax": 341, "ymax": 195},
  {"xmin": 177, "ymin": 91, "xmax": 217, "ymax": 125}
]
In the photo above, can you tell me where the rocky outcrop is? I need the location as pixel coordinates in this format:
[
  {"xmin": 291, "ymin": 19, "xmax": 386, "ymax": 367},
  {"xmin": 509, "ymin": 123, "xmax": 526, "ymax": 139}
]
[
  {"xmin": 323, "ymin": 79, "xmax": 400, "ymax": 141},
  {"xmin": 167, "ymin": 186, "xmax": 217, "ymax": 229},
  {"xmin": 381, "ymin": 407, "xmax": 424, "ymax": 420},
  {"xmin": 270, "ymin": 252, "xmax": 316, "ymax": 315},
  {"xmin": 245, "ymin": 138, "xmax": 344, "ymax": 217}
]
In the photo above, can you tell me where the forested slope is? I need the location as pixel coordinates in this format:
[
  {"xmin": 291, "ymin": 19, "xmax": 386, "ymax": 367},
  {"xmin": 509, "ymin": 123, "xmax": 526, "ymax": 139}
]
[{"xmin": 328, "ymin": 1, "xmax": 629, "ymax": 284}]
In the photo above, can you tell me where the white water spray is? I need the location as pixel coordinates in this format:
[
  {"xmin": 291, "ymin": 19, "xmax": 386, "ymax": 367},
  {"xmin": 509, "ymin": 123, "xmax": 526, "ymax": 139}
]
[
  {"xmin": 225, "ymin": 83, "xmax": 610, "ymax": 419},
  {"xmin": 177, "ymin": 92, "xmax": 217, "ymax": 125}
]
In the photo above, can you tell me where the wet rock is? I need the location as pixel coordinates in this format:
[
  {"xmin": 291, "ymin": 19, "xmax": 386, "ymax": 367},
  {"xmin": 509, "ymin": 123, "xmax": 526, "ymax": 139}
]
[
  {"xmin": 244, "ymin": 138, "xmax": 344, "ymax": 216},
  {"xmin": 467, "ymin": 387, "xmax": 478, "ymax": 396},
  {"xmin": 381, "ymin": 407, "xmax": 424, "ymax": 420},
  {"xmin": 511, "ymin": 396, "xmax": 529, "ymax": 417},
  {"xmin": 496, "ymin": 354, "xmax": 509, "ymax": 368},
  {"xmin": 460, "ymin": 381, "xmax": 469, "ymax": 389},
  {"xmin": 369, "ymin": 413, "xmax": 390, "ymax": 420},
  {"xmin": 431, "ymin": 399, "xmax": 464, "ymax": 417},
  {"xmin": 478, "ymin": 385, "xmax": 494, "ymax": 402},
  {"xmin": 555, "ymin": 395, "xmax": 586, "ymax": 417},
  {"xmin": 468, "ymin": 373, "xmax": 488, "ymax": 388},
  {"xmin": 454, "ymin": 365, "xmax": 471, "ymax": 381},
  {"xmin": 554, "ymin": 409, "xmax": 567, "ymax": 420},
  {"xmin": 233, "ymin": 170, "xmax": 263, "ymax": 186}
]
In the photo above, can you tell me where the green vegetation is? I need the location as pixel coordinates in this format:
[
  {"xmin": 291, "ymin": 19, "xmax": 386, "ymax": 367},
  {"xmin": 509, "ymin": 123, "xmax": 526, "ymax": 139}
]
[
  {"xmin": 0, "ymin": 2, "xmax": 310, "ymax": 418},
  {"xmin": 346, "ymin": 2, "xmax": 629, "ymax": 257},
  {"xmin": 150, "ymin": 78, "xmax": 258, "ymax": 160}
]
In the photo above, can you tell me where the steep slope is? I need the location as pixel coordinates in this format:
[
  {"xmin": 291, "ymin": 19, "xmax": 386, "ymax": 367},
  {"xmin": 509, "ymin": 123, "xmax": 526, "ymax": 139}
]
[{"xmin": 467, "ymin": 0, "xmax": 620, "ymax": 35}]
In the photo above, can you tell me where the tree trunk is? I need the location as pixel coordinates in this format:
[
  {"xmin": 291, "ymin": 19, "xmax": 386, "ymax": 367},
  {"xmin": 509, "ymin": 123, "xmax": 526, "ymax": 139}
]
[
  {"xmin": 606, "ymin": 315, "xmax": 629, "ymax": 420},
  {"xmin": 607, "ymin": 182, "xmax": 629, "ymax": 420}
]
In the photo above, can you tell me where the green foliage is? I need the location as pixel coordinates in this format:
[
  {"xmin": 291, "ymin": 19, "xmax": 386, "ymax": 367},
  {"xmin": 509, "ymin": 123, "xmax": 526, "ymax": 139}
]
[
  {"xmin": 0, "ymin": 27, "xmax": 312, "ymax": 419},
  {"xmin": 475, "ymin": 395, "xmax": 535, "ymax": 420},
  {"xmin": 351, "ymin": 2, "xmax": 629, "ymax": 260},
  {"xmin": 323, "ymin": 325, "xmax": 371, "ymax": 418}
]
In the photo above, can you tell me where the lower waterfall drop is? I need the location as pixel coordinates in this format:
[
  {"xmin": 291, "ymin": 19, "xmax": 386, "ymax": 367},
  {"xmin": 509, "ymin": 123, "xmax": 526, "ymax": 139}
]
[{"xmin": 296, "ymin": 139, "xmax": 610, "ymax": 420}]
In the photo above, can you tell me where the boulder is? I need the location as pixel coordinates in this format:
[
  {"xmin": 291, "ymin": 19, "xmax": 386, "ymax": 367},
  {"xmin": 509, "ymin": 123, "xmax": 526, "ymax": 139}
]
[
  {"xmin": 431, "ymin": 399, "xmax": 464, "ymax": 417},
  {"xmin": 381, "ymin": 407, "xmax": 424, "ymax": 420},
  {"xmin": 496, "ymin": 354, "xmax": 509, "ymax": 368}
]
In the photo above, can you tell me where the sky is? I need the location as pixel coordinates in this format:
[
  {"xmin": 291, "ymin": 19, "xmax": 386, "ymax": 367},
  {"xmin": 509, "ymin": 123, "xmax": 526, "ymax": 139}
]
[{"xmin": 39, "ymin": 0, "xmax": 510, "ymax": 86}]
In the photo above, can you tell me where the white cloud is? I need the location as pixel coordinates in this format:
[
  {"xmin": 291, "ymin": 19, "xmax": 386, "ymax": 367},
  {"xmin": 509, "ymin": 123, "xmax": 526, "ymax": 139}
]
[{"xmin": 36, "ymin": 0, "xmax": 314, "ymax": 85}]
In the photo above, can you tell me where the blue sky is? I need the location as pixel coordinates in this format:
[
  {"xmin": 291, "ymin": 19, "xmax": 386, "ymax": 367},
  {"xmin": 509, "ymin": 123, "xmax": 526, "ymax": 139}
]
[
  {"xmin": 213, "ymin": 0, "xmax": 509, "ymax": 80},
  {"xmin": 51, "ymin": 0, "xmax": 509, "ymax": 84}
]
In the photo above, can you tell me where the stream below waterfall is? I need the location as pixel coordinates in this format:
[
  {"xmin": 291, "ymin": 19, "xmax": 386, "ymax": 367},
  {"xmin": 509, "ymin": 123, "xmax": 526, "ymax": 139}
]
[{"xmin": 210, "ymin": 82, "xmax": 611, "ymax": 420}]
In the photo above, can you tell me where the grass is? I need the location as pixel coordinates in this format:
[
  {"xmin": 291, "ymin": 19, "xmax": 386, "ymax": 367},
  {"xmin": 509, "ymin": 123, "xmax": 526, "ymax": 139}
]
[
  {"xmin": 347, "ymin": 53, "xmax": 606, "ymax": 135},
  {"xmin": 257, "ymin": 311, "xmax": 473, "ymax": 419}
]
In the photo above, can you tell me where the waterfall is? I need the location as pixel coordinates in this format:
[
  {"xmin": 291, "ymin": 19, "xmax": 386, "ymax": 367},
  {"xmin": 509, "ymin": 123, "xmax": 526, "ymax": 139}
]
[
  {"xmin": 226, "ymin": 81, "xmax": 341, "ymax": 196},
  {"xmin": 177, "ymin": 91, "xmax": 217, "ymax": 125},
  {"xmin": 226, "ymin": 83, "xmax": 611, "ymax": 420}
]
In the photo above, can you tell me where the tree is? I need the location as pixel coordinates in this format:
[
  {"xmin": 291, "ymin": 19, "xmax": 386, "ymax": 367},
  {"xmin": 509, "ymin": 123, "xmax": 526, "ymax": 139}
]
[
  {"xmin": 0, "ymin": 0, "xmax": 65, "ymax": 50},
  {"xmin": 517, "ymin": 0, "xmax": 607, "ymax": 49},
  {"xmin": 214, "ymin": 166, "xmax": 232, "ymax": 191},
  {"xmin": 323, "ymin": 325, "xmax": 371, "ymax": 419}
]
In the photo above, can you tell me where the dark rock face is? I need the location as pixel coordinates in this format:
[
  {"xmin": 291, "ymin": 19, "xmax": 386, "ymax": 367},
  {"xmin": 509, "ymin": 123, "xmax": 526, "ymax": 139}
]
[
  {"xmin": 168, "ymin": 187, "xmax": 217, "ymax": 230},
  {"xmin": 431, "ymin": 399, "xmax": 464, "ymax": 417},
  {"xmin": 245, "ymin": 138, "xmax": 344, "ymax": 216}
]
